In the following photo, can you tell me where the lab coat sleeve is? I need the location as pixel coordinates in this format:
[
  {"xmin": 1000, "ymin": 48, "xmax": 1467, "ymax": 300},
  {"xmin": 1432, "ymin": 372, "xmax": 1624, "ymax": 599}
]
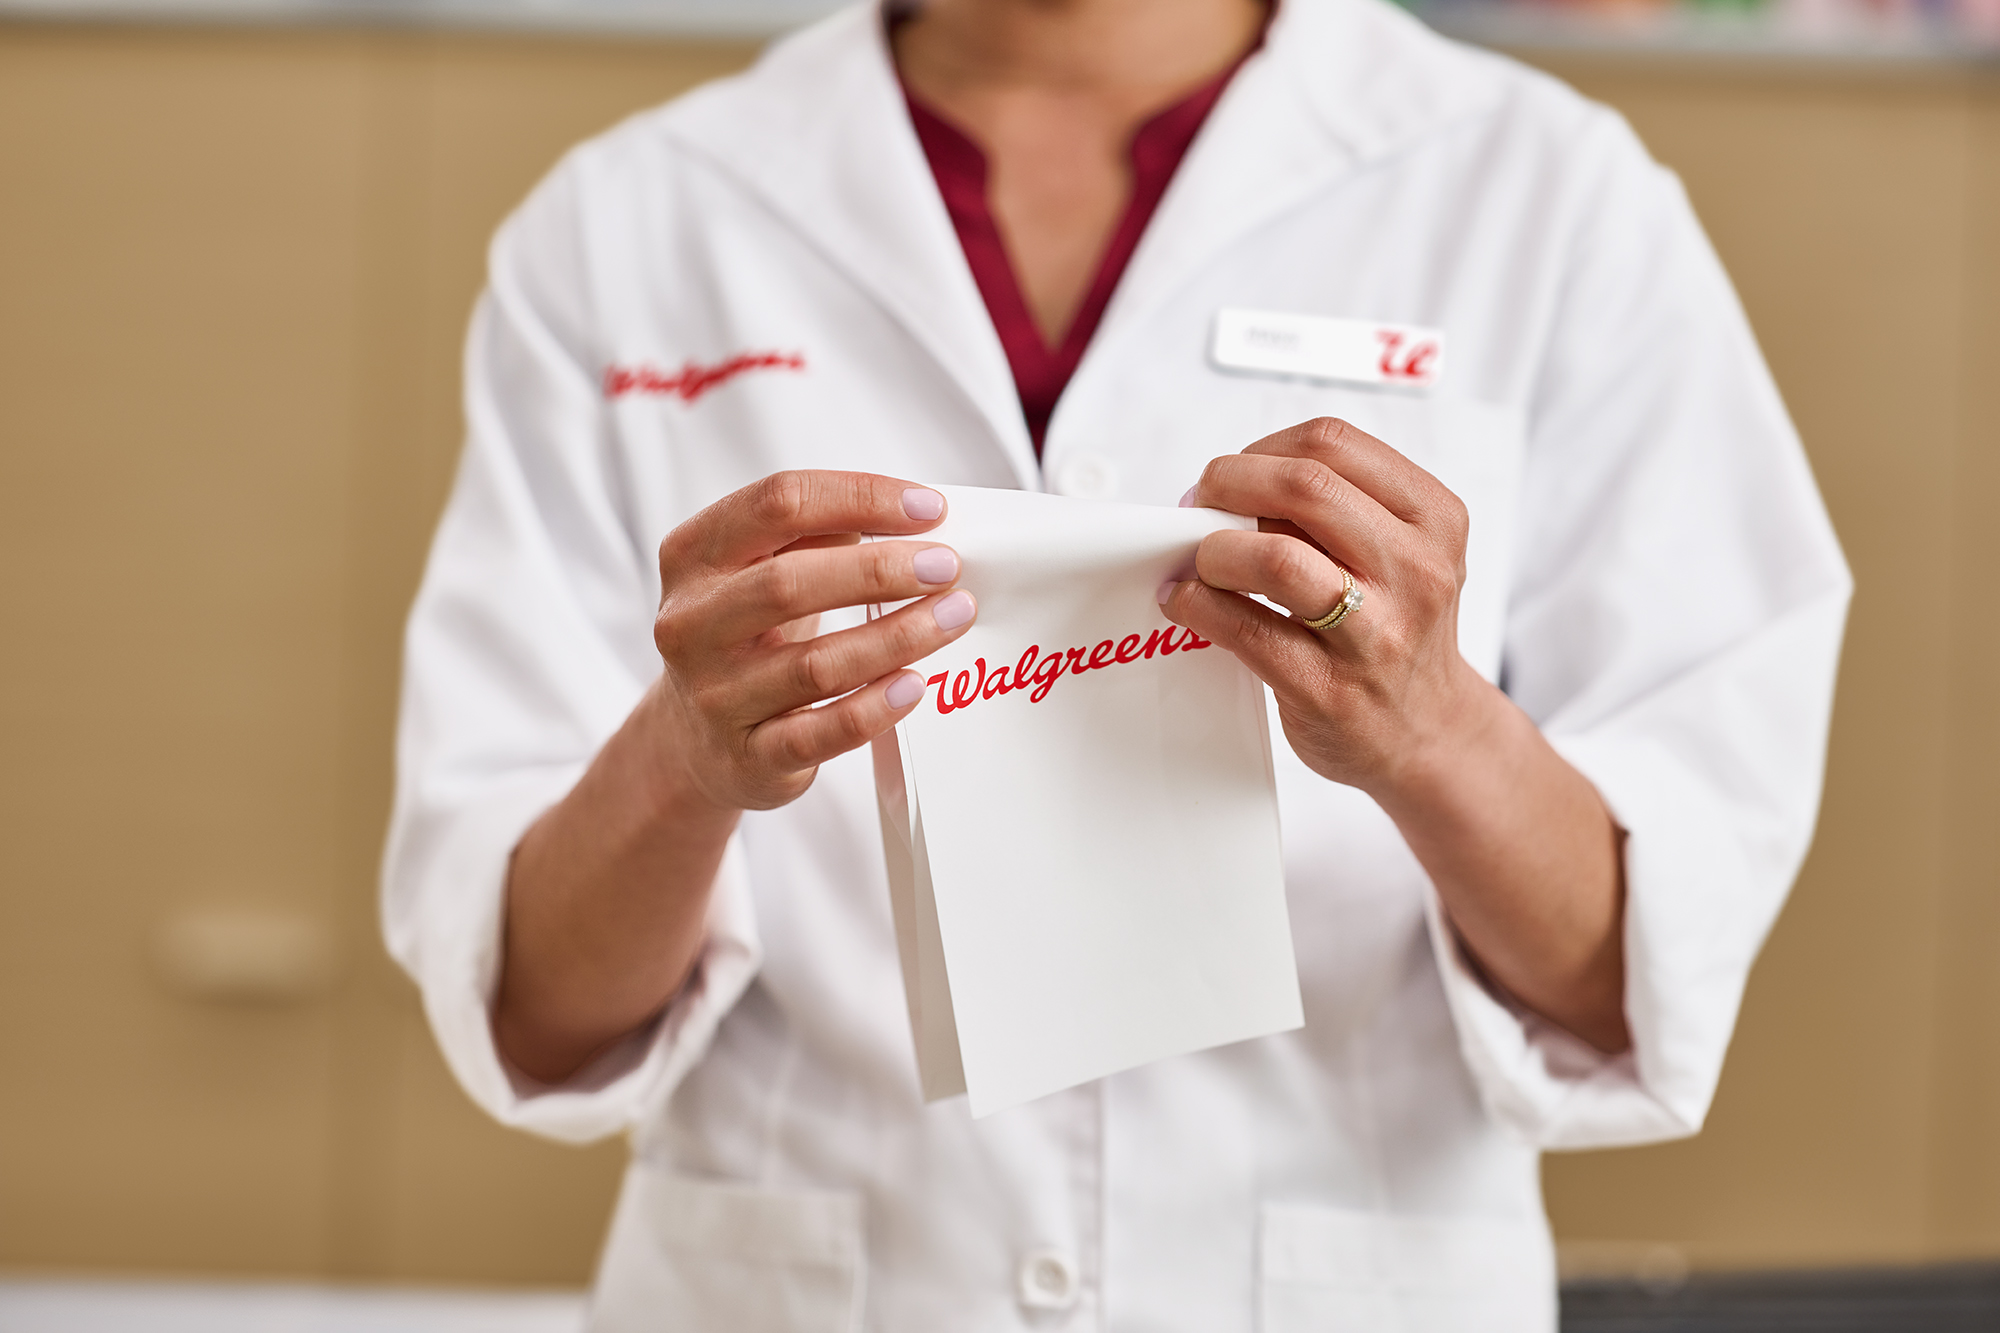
[
  {"xmin": 380, "ymin": 155, "xmax": 762, "ymax": 1145},
  {"xmin": 1426, "ymin": 109, "xmax": 1851, "ymax": 1150}
]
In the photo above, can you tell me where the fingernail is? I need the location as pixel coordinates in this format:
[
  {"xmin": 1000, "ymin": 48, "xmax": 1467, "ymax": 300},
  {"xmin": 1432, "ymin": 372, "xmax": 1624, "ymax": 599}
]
[
  {"xmin": 885, "ymin": 671, "xmax": 926, "ymax": 709},
  {"xmin": 903, "ymin": 487, "xmax": 945, "ymax": 521},
  {"xmin": 912, "ymin": 546, "xmax": 958, "ymax": 585},
  {"xmin": 1178, "ymin": 486, "xmax": 1197, "ymax": 508},
  {"xmin": 1157, "ymin": 579, "xmax": 1178, "ymax": 606},
  {"xmin": 932, "ymin": 590, "xmax": 976, "ymax": 630}
]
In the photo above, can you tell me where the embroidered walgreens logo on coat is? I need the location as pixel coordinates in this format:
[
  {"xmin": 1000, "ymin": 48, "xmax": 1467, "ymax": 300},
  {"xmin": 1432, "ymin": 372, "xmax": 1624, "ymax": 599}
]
[{"xmin": 602, "ymin": 351, "xmax": 805, "ymax": 403}]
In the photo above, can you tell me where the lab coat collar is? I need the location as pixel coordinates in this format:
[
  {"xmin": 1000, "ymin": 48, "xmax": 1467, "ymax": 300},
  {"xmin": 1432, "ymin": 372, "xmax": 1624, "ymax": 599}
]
[
  {"xmin": 1080, "ymin": 0, "xmax": 1509, "ymax": 370},
  {"xmin": 661, "ymin": 6, "xmax": 1042, "ymax": 491},
  {"xmin": 1268, "ymin": 0, "xmax": 1510, "ymax": 168},
  {"xmin": 658, "ymin": 0, "xmax": 1506, "ymax": 486}
]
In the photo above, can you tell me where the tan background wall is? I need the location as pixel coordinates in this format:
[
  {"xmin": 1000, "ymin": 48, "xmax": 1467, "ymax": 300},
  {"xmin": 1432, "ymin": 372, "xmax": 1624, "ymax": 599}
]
[
  {"xmin": 1, "ymin": 23, "xmax": 1996, "ymax": 1286},
  {"xmin": 1534, "ymin": 54, "xmax": 2000, "ymax": 1270}
]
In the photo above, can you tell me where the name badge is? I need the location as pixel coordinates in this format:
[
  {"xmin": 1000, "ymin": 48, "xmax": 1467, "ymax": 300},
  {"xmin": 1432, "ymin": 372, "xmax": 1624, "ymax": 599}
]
[{"xmin": 1211, "ymin": 308, "xmax": 1444, "ymax": 389}]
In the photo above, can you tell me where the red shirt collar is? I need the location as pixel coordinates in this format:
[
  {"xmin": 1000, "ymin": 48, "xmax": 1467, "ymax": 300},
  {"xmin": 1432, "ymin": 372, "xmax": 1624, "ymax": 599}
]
[{"xmin": 899, "ymin": 15, "xmax": 1268, "ymax": 455}]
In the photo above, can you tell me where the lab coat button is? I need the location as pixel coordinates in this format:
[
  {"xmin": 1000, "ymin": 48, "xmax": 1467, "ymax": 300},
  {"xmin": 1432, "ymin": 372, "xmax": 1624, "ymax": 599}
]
[
  {"xmin": 1016, "ymin": 1247, "xmax": 1080, "ymax": 1312},
  {"xmin": 1053, "ymin": 455, "xmax": 1118, "ymax": 499}
]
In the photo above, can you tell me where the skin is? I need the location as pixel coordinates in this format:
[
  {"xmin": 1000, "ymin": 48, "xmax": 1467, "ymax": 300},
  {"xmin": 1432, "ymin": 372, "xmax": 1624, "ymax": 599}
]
[
  {"xmin": 894, "ymin": 0, "xmax": 1267, "ymax": 345},
  {"xmin": 494, "ymin": 0, "xmax": 1629, "ymax": 1085},
  {"xmin": 1165, "ymin": 420, "xmax": 1630, "ymax": 1054},
  {"xmin": 496, "ymin": 474, "xmax": 972, "ymax": 1080}
]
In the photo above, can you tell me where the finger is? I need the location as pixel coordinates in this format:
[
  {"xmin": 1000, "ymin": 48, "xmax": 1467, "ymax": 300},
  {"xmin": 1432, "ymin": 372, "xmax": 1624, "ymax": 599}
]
[
  {"xmin": 1242, "ymin": 417, "xmax": 1457, "ymax": 534},
  {"xmin": 1160, "ymin": 578, "xmax": 1337, "ymax": 688},
  {"xmin": 746, "ymin": 667, "xmax": 932, "ymax": 777},
  {"xmin": 1193, "ymin": 528, "xmax": 1352, "ymax": 623},
  {"xmin": 735, "ymin": 588, "xmax": 977, "ymax": 719},
  {"xmin": 778, "ymin": 532, "xmax": 862, "ymax": 553},
  {"xmin": 673, "ymin": 471, "xmax": 948, "ymax": 571},
  {"xmin": 766, "ymin": 534, "xmax": 865, "ymax": 648},
  {"xmin": 703, "ymin": 540, "xmax": 961, "ymax": 646},
  {"xmin": 1193, "ymin": 452, "xmax": 1400, "ymax": 576}
]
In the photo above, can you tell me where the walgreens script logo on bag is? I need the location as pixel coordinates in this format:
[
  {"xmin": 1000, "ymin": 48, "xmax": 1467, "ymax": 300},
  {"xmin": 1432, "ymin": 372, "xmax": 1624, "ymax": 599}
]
[
  {"xmin": 872, "ymin": 485, "xmax": 1299, "ymax": 1118},
  {"xmin": 924, "ymin": 624, "xmax": 1214, "ymax": 713}
]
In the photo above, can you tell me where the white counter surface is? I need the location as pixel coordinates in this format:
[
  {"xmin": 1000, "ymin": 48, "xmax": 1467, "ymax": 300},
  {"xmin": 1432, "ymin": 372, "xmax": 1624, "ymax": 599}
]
[{"xmin": 0, "ymin": 1277, "xmax": 586, "ymax": 1333}]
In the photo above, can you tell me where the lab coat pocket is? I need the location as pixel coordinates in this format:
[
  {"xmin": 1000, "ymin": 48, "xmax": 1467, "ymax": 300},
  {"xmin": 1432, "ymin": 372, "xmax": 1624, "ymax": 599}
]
[
  {"xmin": 1259, "ymin": 1201, "xmax": 1555, "ymax": 1333},
  {"xmin": 587, "ymin": 1160, "xmax": 865, "ymax": 1333}
]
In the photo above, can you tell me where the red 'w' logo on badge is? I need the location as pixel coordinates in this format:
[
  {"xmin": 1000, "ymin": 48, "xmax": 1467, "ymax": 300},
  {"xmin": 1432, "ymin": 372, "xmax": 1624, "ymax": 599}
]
[
  {"xmin": 603, "ymin": 351, "xmax": 806, "ymax": 403},
  {"xmin": 1373, "ymin": 330, "xmax": 1440, "ymax": 385}
]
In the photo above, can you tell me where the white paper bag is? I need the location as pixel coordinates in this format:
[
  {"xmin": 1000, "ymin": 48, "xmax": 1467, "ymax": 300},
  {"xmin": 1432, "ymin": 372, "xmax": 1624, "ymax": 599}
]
[{"xmin": 870, "ymin": 485, "xmax": 1301, "ymax": 1118}]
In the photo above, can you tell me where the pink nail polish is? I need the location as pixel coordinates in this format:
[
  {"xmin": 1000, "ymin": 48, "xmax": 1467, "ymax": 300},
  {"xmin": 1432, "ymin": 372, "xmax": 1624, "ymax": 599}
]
[
  {"xmin": 903, "ymin": 488, "xmax": 945, "ymax": 521},
  {"xmin": 912, "ymin": 546, "xmax": 958, "ymax": 585},
  {"xmin": 1157, "ymin": 580, "xmax": 1178, "ymax": 606},
  {"xmin": 885, "ymin": 671, "xmax": 926, "ymax": 709},
  {"xmin": 1178, "ymin": 486, "xmax": 1197, "ymax": 508},
  {"xmin": 933, "ymin": 590, "xmax": 976, "ymax": 630}
]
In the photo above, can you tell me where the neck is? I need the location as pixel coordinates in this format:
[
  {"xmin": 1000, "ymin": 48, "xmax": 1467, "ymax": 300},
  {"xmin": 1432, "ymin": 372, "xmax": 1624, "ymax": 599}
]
[
  {"xmin": 895, "ymin": 0, "xmax": 1265, "ymax": 102},
  {"xmin": 892, "ymin": 0, "xmax": 1265, "ymax": 349}
]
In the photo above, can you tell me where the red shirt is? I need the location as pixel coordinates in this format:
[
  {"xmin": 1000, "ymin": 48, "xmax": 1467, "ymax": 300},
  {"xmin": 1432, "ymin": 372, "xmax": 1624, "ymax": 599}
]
[{"xmin": 901, "ymin": 39, "xmax": 1262, "ymax": 454}]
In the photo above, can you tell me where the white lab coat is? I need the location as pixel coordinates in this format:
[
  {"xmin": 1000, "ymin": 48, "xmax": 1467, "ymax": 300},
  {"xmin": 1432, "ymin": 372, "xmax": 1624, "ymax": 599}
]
[{"xmin": 382, "ymin": 0, "xmax": 1850, "ymax": 1327}]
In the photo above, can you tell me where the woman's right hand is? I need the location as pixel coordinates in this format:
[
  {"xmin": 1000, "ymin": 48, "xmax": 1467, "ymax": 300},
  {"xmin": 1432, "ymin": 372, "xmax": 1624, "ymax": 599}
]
[
  {"xmin": 496, "ymin": 470, "xmax": 974, "ymax": 1084},
  {"xmin": 649, "ymin": 470, "xmax": 977, "ymax": 814}
]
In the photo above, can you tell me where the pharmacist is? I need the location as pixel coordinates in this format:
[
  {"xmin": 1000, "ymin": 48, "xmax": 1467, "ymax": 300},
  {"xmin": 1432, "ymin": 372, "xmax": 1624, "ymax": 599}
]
[{"xmin": 383, "ymin": 0, "xmax": 1851, "ymax": 1327}]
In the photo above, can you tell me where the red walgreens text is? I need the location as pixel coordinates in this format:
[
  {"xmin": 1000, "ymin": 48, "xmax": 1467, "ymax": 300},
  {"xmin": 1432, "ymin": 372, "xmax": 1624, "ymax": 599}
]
[
  {"xmin": 926, "ymin": 624, "xmax": 1214, "ymax": 716},
  {"xmin": 602, "ymin": 352, "xmax": 806, "ymax": 404}
]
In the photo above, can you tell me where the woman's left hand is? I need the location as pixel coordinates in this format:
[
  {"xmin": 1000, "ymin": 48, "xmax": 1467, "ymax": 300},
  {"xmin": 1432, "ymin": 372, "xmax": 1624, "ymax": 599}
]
[
  {"xmin": 1162, "ymin": 416, "xmax": 1633, "ymax": 1054},
  {"xmin": 1160, "ymin": 415, "xmax": 1488, "ymax": 804}
]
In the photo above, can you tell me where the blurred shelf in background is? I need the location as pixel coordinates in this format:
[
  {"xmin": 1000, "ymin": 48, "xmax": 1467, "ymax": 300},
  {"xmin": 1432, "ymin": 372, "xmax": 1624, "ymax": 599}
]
[
  {"xmin": 0, "ymin": 0, "xmax": 833, "ymax": 38},
  {"xmin": 1424, "ymin": 0, "xmax": 2000, "ymax": 64},
  {"xmin": 2, "ymin": 0, "xmax": 1998, "ymax": 62}
]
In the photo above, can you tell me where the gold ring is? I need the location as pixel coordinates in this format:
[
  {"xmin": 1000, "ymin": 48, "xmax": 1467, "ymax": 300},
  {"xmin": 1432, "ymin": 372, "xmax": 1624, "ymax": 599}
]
[{"xmin": 1302, "ymin": 565, "xmax": 1364, "ymax": 631}]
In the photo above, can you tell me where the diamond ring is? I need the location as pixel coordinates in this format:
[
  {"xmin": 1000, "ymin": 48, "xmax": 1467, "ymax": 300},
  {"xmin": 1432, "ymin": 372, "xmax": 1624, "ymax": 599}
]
[{"xmin": 1302, "ymin": 564, "xmax": 1364, "ymax": 631}]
